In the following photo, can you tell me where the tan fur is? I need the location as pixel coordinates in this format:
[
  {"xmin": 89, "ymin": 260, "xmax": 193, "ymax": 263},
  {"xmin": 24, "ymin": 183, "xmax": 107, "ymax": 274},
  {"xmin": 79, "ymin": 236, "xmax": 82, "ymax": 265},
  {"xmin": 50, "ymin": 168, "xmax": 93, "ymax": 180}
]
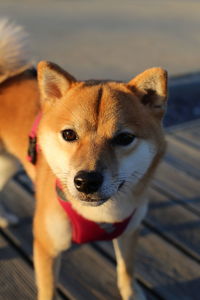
[{"xmin": 0, "ymin": 23, "xmax": 168, "ymax": 300}]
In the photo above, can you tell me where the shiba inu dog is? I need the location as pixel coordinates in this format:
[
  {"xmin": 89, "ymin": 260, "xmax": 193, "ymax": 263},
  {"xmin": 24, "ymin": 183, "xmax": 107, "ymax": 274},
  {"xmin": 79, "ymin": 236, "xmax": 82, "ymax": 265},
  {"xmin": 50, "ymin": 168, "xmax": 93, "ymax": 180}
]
[{"xmin": 0, "ymin": 20, "xmax": 167, "ymax": 300}]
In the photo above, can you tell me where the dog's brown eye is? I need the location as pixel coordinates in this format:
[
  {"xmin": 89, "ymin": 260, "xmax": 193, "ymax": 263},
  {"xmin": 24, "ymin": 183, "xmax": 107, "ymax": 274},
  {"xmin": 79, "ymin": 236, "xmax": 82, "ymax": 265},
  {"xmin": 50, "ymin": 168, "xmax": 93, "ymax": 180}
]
[
  {"xmin": 62, "ymin": 129, "xmax": 78, "ymax": 142},
  {"xmin": 112, "ymin": 133, "xmax": 135, "ymax": 146}
]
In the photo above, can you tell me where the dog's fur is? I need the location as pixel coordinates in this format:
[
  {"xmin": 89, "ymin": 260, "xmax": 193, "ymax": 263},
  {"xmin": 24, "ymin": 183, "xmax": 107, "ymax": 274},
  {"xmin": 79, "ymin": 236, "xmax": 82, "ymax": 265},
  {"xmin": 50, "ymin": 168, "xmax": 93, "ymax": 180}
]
[{"xmin": 0, "ymin": 20, "xmax": 167, "ymax": 300}]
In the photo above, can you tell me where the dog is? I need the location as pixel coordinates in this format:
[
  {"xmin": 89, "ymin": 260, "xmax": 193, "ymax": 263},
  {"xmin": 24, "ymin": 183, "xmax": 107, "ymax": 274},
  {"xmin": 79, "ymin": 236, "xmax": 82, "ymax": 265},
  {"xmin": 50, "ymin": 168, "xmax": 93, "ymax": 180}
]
[{"xmin": 0, "ymin": 20, "xmax": 167, "ymax": 300}]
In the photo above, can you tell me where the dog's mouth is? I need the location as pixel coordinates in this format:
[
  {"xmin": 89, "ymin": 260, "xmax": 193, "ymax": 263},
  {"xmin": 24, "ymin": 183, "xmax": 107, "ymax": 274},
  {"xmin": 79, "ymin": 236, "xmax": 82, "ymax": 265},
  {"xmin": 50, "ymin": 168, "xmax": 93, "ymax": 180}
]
[
  {"xmin": 79, "ymin": 181, "xmax": 125, "ymax": 206},
  {"xmin": 80, "ymin": 197, "xmax": 109, "ymax": 207}
]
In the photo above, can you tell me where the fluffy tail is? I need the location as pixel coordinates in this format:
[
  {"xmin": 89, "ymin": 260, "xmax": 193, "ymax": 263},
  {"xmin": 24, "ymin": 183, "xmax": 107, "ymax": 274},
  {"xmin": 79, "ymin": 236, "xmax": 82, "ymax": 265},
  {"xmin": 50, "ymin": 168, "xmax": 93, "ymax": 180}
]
[{"xmin": 0, "ymin": 19, "xmax": 32, "ymax": 83}]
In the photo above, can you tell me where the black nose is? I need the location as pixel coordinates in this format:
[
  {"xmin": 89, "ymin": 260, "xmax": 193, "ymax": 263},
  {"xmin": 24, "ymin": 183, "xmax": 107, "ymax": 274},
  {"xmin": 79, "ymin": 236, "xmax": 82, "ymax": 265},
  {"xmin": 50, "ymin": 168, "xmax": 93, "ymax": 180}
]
[{"xmin": 74, "ymin": 171, "xmax": 103, "ymax": 194}]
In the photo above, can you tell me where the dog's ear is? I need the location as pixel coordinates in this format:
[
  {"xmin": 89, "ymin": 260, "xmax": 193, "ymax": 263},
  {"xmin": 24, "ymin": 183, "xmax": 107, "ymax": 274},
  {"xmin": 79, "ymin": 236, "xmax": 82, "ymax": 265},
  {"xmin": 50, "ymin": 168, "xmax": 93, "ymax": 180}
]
[
  {"xmin": 128, "ymin": 67, "xmax": 168, "ymax": 119},
  {"xmin": 37, "ymin": 61, "xmax": 76, "ymax": 102}
]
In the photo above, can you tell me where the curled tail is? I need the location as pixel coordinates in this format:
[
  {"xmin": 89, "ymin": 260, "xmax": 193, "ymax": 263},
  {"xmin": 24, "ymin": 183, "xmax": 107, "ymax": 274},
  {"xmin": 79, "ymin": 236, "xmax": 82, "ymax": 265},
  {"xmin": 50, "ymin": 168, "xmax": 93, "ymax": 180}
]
[{"xmin": 0, "ymin": 19, "xmax": 32, "ymax": 83}]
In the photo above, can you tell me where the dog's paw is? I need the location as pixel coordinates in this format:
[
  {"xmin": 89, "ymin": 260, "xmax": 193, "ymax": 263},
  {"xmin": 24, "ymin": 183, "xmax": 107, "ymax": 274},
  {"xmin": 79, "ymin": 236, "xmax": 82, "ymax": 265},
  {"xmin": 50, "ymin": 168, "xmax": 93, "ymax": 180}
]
[
  {"xmin": 120, "ymin": 280, "xmax": 146, "ymax": 300},
  {"xmin": 0, "ymin": 203, "xmax": 19, "ymax": 228}
]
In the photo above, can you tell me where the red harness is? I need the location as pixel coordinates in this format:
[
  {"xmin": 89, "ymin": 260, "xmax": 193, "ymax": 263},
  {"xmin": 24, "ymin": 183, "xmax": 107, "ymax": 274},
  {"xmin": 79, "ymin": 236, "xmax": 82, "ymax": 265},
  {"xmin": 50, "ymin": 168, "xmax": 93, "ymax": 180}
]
[{"xmin": 28, "ymin": 114, "xmax": 136, "ymax": 244}]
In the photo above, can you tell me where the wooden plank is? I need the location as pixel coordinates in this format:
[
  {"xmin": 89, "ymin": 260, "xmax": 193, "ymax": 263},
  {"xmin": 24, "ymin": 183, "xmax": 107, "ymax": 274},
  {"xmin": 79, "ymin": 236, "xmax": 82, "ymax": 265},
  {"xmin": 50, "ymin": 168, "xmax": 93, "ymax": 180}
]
[
  {"xmin": 167, "ymin": 131, "xmax": 200, "ymax": 158},
  {"xmin": 1, "ymin": 180, "xmax": 34, "ymax": 218},
  {"xmin": 0, "ymin": 233, "xmax": 36, "ymax": 300},
  {"xmin": 97, "ymin": 225, "xmax": 200, "ymax": 300},
  {"xmin": 173, "ymin": 131, "xmax": 200, "ymax": 149},
  {"xmin": 136, "ymin": 229, "xmax": 200, "ymax": 300},
  {"xmin": 164, "ymin": 152, "xmax": 200, "ymax": 181},
  {"xmin": 167, "ymin": 119, "xmax": 200, "ymax": 149},
  {"xmin": 191, "ymin": 128, "xmax": 200, "ymax": 137},
  {"xmin": 166, "ymin": 118, "xmax": 200, "ymax": 133},
  {"xmin": 0, "ymin": 232, "xmax": 64, "ymax": 300},
  {"xmin": 59, "ymin": 244, "xmax": 121, "ymax": 300},
  {"xmin": 0, "ymin": 180, "xmax": 34, "ymax": 255},
  {"xmin": 165, "ymin": 135, "xmax": 200, "ymax": 179},
  {"xmin": 153, "ymin": 160, "xmax": 200, "ymax": 215},
  {"xmin": 60, "ymin": 245, "xmax": 158, "ymax": 300},
  {"xmin": 154, "ymin": 160, "xmax": 200, "ymax": 200},
  {"xmin": 147, "ymin": 188, "xmax": 200, "ymax": 262}
]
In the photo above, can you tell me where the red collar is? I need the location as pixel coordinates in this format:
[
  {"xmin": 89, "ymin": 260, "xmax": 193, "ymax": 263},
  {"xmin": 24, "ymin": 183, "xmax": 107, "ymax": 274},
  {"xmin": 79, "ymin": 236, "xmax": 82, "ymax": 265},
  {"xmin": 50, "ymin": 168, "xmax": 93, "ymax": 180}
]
[{"xmin": 28, "ymin": 113, "xmax": 136, "ymax": 243}]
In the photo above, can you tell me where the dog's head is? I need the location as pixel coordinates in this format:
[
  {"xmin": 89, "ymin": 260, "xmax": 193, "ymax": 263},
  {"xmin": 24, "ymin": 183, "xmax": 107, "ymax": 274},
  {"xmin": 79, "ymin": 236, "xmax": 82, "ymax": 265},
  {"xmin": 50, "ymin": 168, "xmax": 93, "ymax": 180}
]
[{"xmin": 37, "ymin": 61, "xmax": 167, "ymax": 206}]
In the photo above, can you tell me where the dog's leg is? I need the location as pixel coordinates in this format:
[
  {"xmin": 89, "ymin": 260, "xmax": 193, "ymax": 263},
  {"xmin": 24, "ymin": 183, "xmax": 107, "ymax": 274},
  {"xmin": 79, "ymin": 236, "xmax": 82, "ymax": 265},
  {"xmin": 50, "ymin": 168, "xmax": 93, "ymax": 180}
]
[
  {"xmin": 33, "ymin": 204, "xmax": 72, "ymax": 300},
  {"xmin": 0, "ymin": 149, "xmax": 20, "ymax": 227},
  {"xmin": 34, "ymin": 239, "xmax": 61, "ymax": 300},
  {"xmin": 113, "ymin": 229, "xmax": 146, "ymax": 300}
]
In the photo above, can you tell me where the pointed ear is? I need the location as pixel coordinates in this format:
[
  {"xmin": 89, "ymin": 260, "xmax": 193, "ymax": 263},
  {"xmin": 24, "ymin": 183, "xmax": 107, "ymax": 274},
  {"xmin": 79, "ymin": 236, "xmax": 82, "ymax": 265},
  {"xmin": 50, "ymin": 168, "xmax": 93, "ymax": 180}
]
[
  {"xmin": 128, "ymin": 67, "xmax": 168, "ymax": 119},
  {"xmin": 37, "ymin": 61, "xmax": 76, "ymax": 102}
]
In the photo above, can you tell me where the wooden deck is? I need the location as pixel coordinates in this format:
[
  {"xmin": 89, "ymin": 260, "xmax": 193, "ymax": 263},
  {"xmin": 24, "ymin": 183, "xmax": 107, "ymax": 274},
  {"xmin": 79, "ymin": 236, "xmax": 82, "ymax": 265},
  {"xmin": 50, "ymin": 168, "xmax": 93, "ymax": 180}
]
[{"xmin": 0, "ymin": 119, "xmax": 200, "ymax": 300}]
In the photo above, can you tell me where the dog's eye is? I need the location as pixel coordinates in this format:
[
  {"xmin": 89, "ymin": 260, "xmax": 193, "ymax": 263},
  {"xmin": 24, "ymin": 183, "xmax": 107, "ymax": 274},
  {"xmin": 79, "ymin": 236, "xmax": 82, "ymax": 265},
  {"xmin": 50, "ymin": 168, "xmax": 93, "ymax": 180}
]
[
  {"xmin": 112, "ymin": 133, "xmax": 136, "ymax": 146},
  {"xmin": 61, "ymin": 129, "xmax": 78, "ymax": 142}
]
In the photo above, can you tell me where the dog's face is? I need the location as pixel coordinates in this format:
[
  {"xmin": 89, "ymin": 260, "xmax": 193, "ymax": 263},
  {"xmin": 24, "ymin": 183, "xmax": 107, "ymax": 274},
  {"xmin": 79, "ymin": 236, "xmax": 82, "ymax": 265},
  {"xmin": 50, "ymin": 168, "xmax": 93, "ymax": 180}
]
[{"xmin": 38, "ymin": 62, "xmax": 167, "ymax": 206}]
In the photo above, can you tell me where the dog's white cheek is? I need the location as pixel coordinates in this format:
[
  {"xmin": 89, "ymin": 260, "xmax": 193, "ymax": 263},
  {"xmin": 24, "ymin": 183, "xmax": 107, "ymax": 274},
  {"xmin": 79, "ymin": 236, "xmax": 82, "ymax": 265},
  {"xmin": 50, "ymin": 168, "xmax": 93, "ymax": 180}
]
[
  {"xmin": 39, "ymin": 133, "xmax": 71, "ymax": 175},
  {"xmin": 39, "ymin": 132, "xmax": 79, "ymax": 197},
  {"xmin": 119, "ymin": 140, "xmax": 156, "ymax": 182}
]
